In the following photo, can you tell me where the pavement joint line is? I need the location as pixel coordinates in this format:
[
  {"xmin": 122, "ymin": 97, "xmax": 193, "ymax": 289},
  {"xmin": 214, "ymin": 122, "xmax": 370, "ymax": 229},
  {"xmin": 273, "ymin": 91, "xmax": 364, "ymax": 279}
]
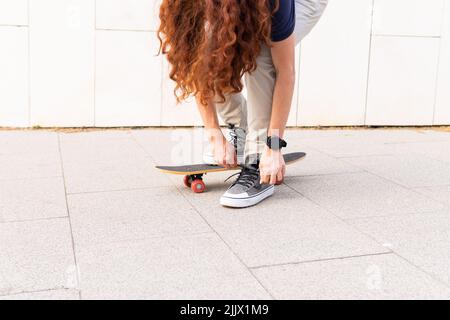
[
  {"xmin": 249, "ymin": 251, "xmax": 395, "ymax": 270},
  {"xmin": 0, "ymin": 215, "xmax": 68, "ymax": 225},
  {"xmin": 74, "ymin": 231, "xmax": 217, "ymax": 249},
  {"xmin": 341, "ymin": 209, "xmax": 450, "ymax": 222},
  {"xmin": 356, "ymin": 209, "xmax": 450, "ymax": 220},
  {"xmin": 0, "ymin": 175, "xmax": 63, "ymax": 183},
  {"xmin": 66, "ymin": 185, "xmax": 175, "ymax": 196},
  {"xmin": 286, "ymin": 170, "xmax": 366, "ymax": 180},
  {"xmin": 0, "ymin": 288, "xmax": 80, "ymax": 299},
  {"xmin": 0, "ymin": 175, "xmax": 63, "ymax": 182},
  {"xmin": 57, "ymin": 133, "xmax": 82, "ymax": 300}
]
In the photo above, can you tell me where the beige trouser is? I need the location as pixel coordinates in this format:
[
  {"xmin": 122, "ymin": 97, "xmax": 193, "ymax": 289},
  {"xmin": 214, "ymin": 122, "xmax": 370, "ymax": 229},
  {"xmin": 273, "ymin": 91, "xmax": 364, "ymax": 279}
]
[{"xmin": 216, "ymin": 0, "xmax": 328, "ymax": 158}]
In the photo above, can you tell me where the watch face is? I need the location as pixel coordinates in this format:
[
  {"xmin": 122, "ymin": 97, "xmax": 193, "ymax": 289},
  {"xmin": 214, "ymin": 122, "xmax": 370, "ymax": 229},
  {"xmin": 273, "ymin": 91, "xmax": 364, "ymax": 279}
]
[
  {"xmin": 267, "ymin": 136, "xmax": 285, "ymax": 150},
  {"xmin": 267, "ymin": 136, "xmax": 287, "ymax": 150}
]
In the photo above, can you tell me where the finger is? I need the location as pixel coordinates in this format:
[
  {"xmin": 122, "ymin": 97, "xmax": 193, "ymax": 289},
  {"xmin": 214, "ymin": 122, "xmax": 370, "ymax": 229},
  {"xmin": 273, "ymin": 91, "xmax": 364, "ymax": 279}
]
[
  {"xmin": 227, "ymin": 152, "xmax": 236, "ymax": 167},
  {"xmin": 224, "ymin": 145, "xmax": 233, "ymax": 168},
  {"xmin": 270, "ymin": 173, "xmax": 277, "ymax": 185},
  {"xmin": 222, "ymin": 154, "xmax": 230, "ymax": 169},
  {"xmin": 217, "ymin": 152, "xmax": 225, "ymax": 166},
  {"xmin": 259, "ymin": 171, "xmax": 265, "ymax": 184},
  {"xmin": 261, "ymin": 175, "xmax": 270, "ymax": 185},
  {"xmin": 276, "ymin": 169, "xmax": 283, "ymax": 184}
]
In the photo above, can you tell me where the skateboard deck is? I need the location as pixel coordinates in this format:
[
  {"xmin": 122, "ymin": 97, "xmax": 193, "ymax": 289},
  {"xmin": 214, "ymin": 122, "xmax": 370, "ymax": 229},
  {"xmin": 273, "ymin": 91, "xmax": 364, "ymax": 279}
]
[{"xmin": 156, "ymin": 152, "xmax": 306, "ymax": 193}]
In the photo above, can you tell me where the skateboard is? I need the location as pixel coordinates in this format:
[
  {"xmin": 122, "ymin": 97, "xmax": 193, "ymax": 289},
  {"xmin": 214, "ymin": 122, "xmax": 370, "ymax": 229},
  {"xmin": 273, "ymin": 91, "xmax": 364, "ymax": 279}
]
[{"xmin": 156, "ymin": 152, "xmax": 306, "ymax": 193}]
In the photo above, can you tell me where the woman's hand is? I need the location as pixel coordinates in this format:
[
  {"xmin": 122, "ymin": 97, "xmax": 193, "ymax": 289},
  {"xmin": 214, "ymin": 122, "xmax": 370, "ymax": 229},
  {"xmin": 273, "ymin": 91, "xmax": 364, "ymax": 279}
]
[
  {"xmin": 208, "ymin": 130, "xmax": 237, "ymax": 168},
  {"xmin": 259, "ymin": 147, "xmax": 286, "ymax": 185}
]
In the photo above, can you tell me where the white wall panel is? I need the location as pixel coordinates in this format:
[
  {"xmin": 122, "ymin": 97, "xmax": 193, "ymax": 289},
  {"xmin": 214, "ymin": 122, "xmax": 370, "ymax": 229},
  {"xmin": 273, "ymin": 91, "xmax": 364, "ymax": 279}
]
[
  {"xmin": 0, "ymin": 27, "xmax": 29, "ymax": 127},
  {"xmin": 373, "ymin": 0, "xmax": 445, "ymax": 37},
  {"xmin": 366, "ymin": 36, "xmax": 440, "ymax": 126},
  {"xmin": 0, "ymin": 0, "xmax": 28, "ymax": 26},
  {"xmin": 297, "ymin": 0, "xmax": 373, "ymax": 126},
  {"xmin": 434, "ymin": 1, "xmax": 450, "ymax": 125},
  {"xmin": 96, "ymin": 0, "xmax": 159, "ymax": 31},
  {"xmin": 95, "ymin": 30, "xmax": 161, "ymax": 127},
  {"xmin": 160, "ymin": 58, "xmax": 202, "ymax": 127},
  {"xmin": 29, "ymin": 0, "xmax": 95, "ymax": 127}
]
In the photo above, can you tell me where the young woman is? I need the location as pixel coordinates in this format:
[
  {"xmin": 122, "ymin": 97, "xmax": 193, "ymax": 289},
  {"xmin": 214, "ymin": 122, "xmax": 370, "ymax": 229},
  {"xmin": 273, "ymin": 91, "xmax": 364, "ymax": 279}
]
[{"xmin": 158, "ymin": 0, "xmax": 328, "ymax": 208}]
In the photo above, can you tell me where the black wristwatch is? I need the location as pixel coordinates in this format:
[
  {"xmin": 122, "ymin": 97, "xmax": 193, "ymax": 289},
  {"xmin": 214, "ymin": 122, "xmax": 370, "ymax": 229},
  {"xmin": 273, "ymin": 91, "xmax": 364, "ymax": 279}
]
[{"xmin": 266, "ymin": 136, "xmax": 287, "ymax": 150}]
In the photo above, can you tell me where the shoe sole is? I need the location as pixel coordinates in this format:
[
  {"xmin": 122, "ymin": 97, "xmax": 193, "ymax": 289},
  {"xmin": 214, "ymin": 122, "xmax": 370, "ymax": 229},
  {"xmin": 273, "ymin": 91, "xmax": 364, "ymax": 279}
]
[{"xmin": 220, "ymin": 185, "xmax": 275, "ymax": 208}]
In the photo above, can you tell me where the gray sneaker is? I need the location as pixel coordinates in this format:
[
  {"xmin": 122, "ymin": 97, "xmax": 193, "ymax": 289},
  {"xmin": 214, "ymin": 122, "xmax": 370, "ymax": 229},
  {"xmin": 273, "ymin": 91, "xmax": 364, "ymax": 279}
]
[
  {"xmin": 203, "ymin": 124, "xmax": 246, "ymax": 165},
  {"xmin": 220, "ymin": 165, "xmax": 275, "ymax": 208}
]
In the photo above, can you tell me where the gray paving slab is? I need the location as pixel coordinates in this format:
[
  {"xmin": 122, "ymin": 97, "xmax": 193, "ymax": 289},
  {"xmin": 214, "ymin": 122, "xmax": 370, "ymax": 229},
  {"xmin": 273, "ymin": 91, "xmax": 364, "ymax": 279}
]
[
  {"xmin": 59, "ymin": 131, "xmax": 173, "ymax": 193},
  {"xmin": 0, "ymin": 219, "xmax": 76, "ymax": 296},
  {"xmin": 62, "ymin": 159, "xmax": 173, "ymax": 194},
  {"xmin": 68, "ymin": 187, "xmax": 211, "ymax": 245},
  {"xmin": 381, "ymin": 141, "xmax": 450, "ymax": 165},
  {"xmin": 0, "ymin": 130, "xmax": 59, "ymax": 156},
  {"xmin": 289, "ymin": 129, "xmax": 445, "ymax": 158},
  {"xmin": 285, "ymin": 128, "xmax": 436, "ymax": 143},
  {"xmin": 181, "ymin": 183, "xmax": 388, "ymax": 268},
  {"xmin": 344, "ymin": 154, "xmax": 450, "ymax": 187},
  {"xmin": 0, "ymin": 177, "xmax": 67, "ymax": 222},
  {"xmin": 350, "ymin": 212, "xmax": 450, "ymax": 286},
  {"xmin": 76, "ymin": 233, "xmax": 271, "ymax": 300},
  {"xmin": 282, "ymin": 147, "xmax": 363, "ymax": 177},
  {"xmin": 253, "ymin": 254, "xmax": 450, "ymax": 300},
  {"xmin": 285, "ymin": 172, "xmax": 445, "ymax": 219},
  {"xmin": 414, "ymin": 185, "xmax": 450, "ymax": 207},
  {"xmin": 59, "ymin": 132, "xmax": 144, "ymax": 163},
  {"xmin": 0, "ymin": 153, "xmax": 62, "ymax": 180},
  {"xmin": 0, "ymin": 289, "xmax": 79, "ymax": 300}
]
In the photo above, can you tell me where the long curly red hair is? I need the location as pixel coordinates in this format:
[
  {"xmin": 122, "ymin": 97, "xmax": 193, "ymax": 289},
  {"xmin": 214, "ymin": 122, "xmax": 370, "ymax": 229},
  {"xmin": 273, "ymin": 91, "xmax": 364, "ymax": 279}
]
[{"xmin": 158, "ymin": 0, "xmax": 279, "ymax": 105}]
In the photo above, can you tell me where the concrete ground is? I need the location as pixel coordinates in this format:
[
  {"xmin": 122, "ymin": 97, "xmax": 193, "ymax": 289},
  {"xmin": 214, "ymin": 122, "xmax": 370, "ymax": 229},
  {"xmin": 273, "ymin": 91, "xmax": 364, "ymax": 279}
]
[{"xmin": 1, "ymin": 128, "xmax": 450, "ymax": 300}]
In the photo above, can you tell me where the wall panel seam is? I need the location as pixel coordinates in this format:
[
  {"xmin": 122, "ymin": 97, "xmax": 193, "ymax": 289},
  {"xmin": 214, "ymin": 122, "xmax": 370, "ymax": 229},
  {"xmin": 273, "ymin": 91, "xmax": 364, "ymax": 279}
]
[
  {"xmin": 26, "ymin": 0, "xmax": 31, "ymax": 126},
  {"xmin": 431, "ymin": 0, "xmax": 448, "ymax": 124},
  {"xmin": 363, "ymin": 0, "xmax": 376, "ymax": 126},
  {"xmin": 94, "ymin": 0, "xmax": 97, "ymax": 126}
]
